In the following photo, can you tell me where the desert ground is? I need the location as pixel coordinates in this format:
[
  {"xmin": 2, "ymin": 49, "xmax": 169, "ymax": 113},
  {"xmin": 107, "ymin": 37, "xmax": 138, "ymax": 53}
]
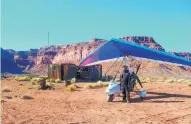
[{"xmin": 1, "ymin": 79, "xmax": 191, "ymax": 124}]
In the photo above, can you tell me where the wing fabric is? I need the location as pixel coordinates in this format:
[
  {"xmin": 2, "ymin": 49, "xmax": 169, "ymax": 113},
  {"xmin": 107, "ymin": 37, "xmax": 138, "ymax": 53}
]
[{"xmin": 79, "ymin": 38, "xmax": 191, "ymax": 66}]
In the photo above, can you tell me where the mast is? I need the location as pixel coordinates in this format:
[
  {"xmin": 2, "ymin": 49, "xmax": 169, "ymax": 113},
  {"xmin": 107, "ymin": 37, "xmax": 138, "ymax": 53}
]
[{"xmin": 48, "ymin": 32, "xmax": 50, "ymax": 47}]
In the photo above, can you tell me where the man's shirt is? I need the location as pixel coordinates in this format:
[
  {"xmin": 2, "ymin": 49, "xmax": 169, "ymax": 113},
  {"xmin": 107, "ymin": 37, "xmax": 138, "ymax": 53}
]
[{"xmin": 120, "ymin": 70, "xmax": 130, "ymax": 84}]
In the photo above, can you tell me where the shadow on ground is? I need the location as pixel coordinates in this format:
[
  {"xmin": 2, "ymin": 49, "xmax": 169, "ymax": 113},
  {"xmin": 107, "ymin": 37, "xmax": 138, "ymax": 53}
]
[{"xmin": 113, "ymin": 91, "xmax": 191, "ymax": 103}]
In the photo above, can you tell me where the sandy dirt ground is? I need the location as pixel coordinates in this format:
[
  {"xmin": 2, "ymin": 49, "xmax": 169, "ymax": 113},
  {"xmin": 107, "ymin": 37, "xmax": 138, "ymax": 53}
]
[{"xmin": 1, "ymin": 79, "xmax": 191, "ymax": 124}]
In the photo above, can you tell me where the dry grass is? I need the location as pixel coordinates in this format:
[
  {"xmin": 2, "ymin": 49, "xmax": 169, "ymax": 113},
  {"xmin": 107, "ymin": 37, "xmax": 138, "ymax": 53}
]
[
  {"xmin": 138, "ymin": 77, "xmax": 191, "ymax": 85},
  {"xmin": 31, "ymin": 77, "xmax": 42, "ymax": 84},
  {"xmin": 4, "ymin": 96, "xmax": 12, "ymax": 99},
  {"xmin": 46, "ymin": 78, "xmax": 55, "ymax": 83},
  {"xmin": 139, "ymin": 77, "xmax": 150, "ymax": 83},
  {"xmin": 2, "ymin": 88, "xmax": 12, "ymax": 92},
  {"xmin": 65, "ymin": 84, "xmax": 77, "ymax": 92},
  {"xmin": 55, "ymin": 79, "xmax": 62, "ymax": 83},
  {"xmin": 85, "ymin": 81, "xmax": 109, "ymax": 89},
  {"xmin": 70, "ymin": 78, "xmax": 76, "ymax": 83},
  {"xmin": 22, "ymin": 95, "xmax": 33, "ymax": 100},
  {"xmin": 26, "ymin": 74, "xmax": 39, "ymax": 79},
  {"xmin": 14, "ymin": 76, "xmax": 31, "ymax": 81}
]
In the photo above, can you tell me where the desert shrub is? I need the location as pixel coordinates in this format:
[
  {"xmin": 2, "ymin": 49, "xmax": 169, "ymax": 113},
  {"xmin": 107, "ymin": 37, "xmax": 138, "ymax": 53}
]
[
  {"xmin": 86, "ymin": 83, "xmax": 102, "ymax": 89},
  {"xmin": 39, "ymin": 76, "xmax": 49, "ymax": 80},
  {"xmin": 102, "ymin": 75, "xmax": 113, "ymax": 81},
  {"xmin": 35, "ymin": 79, "xmax": 55, "ymax": 90},
  {"xmin": 26, "ymin": 74, "xmax": 39, "ymax": 79},
  {"xmin": 139, "ymin": 77, "xmax": 150, "ymax": 83},
  {"xmin": 71, "ymin": 78, "xmax": 76, "ymax": 83},
  {"xmin": 14, "ymin": 76, "xmax": 31, "ymax": 81},
  {"xmin": 46, "ymin": 79, "xmax": 50, "ymax": 82},
  {"xmin": 102, "ymin": 82, "xmax": 109, "ymax": 87},
  {"xmin": 2, "ymin": 88, "xmax": 12, "ymax": 92},
  {"xmin": 97, "ymin": 80, "xmax": 103, "ymax": 84},
  {"xmin": 46, "ymin": 81, "xmax": 54, "ymax": 87},
  {"xmin": 65, "ymin": 84, "xmax": 77, "ymax": 92},
  {"xmin": 46, "ymin": 78, "xmax": 55, "ymax": 83},
  {"xmin": 50, "ymin": 78, "xmax": 55, "ymax": 83},
  {"xmin": 115, "ymin": 78, "xmax": 120, "ymax": 82},
  {"xmin": 176, "ymin": 79, "xmax": 186, "ymax": 83},
  {"xmin": 108, "ymin": 75, "xmax": 114, "ymax": 80},
  {"xmin": 22, "ymin": 95, "xmax": 33, "ymax": 100},
  {"xmin": 85, "ymin": 82, "xmax": 109, "ymax": 89},
  {"xmin": 4, "ymin": 96, "xmax": 12, "ymax": 99},
  {"xmin": 31, "ymin": 78, "xmax": 43, "ymax": 84},
  {"xmin": 55, "ymin": 79, "xmax": 62, "ymax": 83}
]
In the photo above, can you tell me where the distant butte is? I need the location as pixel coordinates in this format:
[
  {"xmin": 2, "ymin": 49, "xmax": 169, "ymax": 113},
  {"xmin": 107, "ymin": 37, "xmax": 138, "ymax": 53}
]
[{"xmin": 1, "ymin": 36, "xmax": 191, "ymax": 76}]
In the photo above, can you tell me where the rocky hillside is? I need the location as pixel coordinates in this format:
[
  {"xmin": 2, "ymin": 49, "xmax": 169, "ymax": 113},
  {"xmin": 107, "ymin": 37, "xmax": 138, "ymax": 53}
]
[
  {"xmin": 53, "ymin": 38, "xmax": 106, "ymax": 64},
  {"xmin": 1, "ymin": 36, "xmax": 191, "ymax": 76},
  {"xmin": 1, "ymin": 48, "xmax": 38, "ymax": 73},
  {"xmin": 120, "ymin": 36, "xmax": 165, "ymax": 51},
  {"xmin": 28, "ymin": 46, "xmax": 62, "ymax": 74},
  {"xmin": 169, "ymin": 52, "xmax": 191, "ymax": 60}
]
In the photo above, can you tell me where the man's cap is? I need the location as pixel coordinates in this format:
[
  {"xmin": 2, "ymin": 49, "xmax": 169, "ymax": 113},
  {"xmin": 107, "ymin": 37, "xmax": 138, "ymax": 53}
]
[{"xmin": 123, "ymin": 65, "xmax": 128, "ymax": 68}]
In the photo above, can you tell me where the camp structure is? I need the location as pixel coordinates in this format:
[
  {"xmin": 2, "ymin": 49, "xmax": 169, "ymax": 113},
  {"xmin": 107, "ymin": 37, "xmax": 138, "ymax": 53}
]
[
  {"xmin": 48, "ymin": 64, "xmax": 102, "ymax": 81},
  {"xmin": 76, "ymin": 64, "xmax": 102, "ymax": 81},
  {"xmin": 79, "ymin": 38, "xmax": 191, "ymax": 66}
]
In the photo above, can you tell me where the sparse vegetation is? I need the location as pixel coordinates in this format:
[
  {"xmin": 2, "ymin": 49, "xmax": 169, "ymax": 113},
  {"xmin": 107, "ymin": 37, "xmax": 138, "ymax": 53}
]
[
  {"xmin": 31, "ymin": 77, "xmax": 43, "ymax": 84},
  {"xmin": 2, "ymin": 88, "xmax": 12, "ymax": 92},
  {"xmin": 26, "ymin": 74, "xmax": 39, "ymax": 79},
  {"xmin": 55, "ymin": 79, "xmax": 62, "ymax": 83},
  {"xmin": 70, "ymin": 78, "xmax": 76, "ymax": 83},
  {"xmin": 4, "ymin": 96, "xmax": 12, "ymax": 99},
  {"xmin": 85, "ymin": 81, "xmax": 109, "ymax": 89},
  {"xmin": 139, "ymin": 77, "xmax": 150, "ymax": 83},
  {"xmin": 39, "ymin": 76, "xmax": 49, "ymax": 80},
  {"xmin": 36, "ymin": 79, "xmax": 55, "ymax": 90},
  {"xmin": 46, "ymin": 78, "xmax": 55, "ymax": 83},
  {"xmin": 22, "ymin": 95, "xmax": 33, "ymax": 100},
  {"xmin": 14, "ymin": 76, "xmax": 31, "ymax": 81},
  {"xmin": 102, "ymin": 75, "xmax": 114, "ymax": 81},
  {"xmin": 46, "ymin": 81, "xmax": 55, "ymax": 88},
  {"xmin": 102, "ymin": 82, "xmax": 109, "ymax": 87},
  {"xmin": 65, "ymin": 84, "xmax": 77, "ymax": 92},
  {"xmin": 115, "ymin": 78, "xmax": 120, "ymax": 82}
]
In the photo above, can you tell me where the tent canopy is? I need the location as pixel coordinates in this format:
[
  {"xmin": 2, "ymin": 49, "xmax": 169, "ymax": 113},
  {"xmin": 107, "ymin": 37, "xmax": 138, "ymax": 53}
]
[{"xmin": 79, "ymin": 38, "xmax": 191, "ymax": 66}]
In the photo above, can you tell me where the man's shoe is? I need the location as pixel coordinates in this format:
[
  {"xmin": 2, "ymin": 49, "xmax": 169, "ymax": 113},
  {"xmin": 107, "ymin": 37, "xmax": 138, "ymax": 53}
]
[
  {"xmin": 128, "ymin": 99, "xmax": 131, "ymax": 103},
  {"xmin": 122, "ymin": 99, "xmax": 127, "ymax": 103}
]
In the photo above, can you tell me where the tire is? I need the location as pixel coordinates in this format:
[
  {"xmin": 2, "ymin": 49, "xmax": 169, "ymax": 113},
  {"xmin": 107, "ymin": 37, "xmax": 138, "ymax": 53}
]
[{"xmin": 107, "ymin": 94, "xmax": 114, "ymax": 102}]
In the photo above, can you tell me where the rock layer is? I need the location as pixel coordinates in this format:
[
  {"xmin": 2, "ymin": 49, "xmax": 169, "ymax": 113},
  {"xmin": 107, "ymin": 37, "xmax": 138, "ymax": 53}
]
[{"xmin": 1, "ymin": 36, "xmax": 191, "ymax": 75}]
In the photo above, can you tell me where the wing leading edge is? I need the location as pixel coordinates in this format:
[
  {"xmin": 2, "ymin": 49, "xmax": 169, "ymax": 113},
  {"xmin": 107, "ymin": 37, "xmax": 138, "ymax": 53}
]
[{"xmin": 79, "ymin": 38, "xmax": 191, "ymax": 66}]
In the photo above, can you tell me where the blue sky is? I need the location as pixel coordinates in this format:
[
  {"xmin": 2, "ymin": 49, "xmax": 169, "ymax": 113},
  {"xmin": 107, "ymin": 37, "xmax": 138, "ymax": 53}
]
[{"xmin": 1, "ymin": 0, "xmax": 191, "ymax": 52}]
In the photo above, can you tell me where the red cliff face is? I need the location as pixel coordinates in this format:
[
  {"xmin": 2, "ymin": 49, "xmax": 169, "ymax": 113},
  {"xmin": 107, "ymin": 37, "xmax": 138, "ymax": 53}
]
[
  {"xmin": 120, "ymin": 36, "xmax": 165, "ymax": 51},
  {"xmin": 1, "ymin": 48, "xmax": 38, "ymax": 73},
  {"xmin": 169, "ymin": 52, "xmax": 191, "ymax": 60},
  {"xmin": 1, "ymin": 36, "xmax": 191, "ymax": 75},
  {"xmin": 53, "ymin": 38, "xmax": 106, "ymax": 64},
  {"xmin": 36, "ymin": 46, "xmax": 62, "ymax": 65},
  {"xmin": 53, "ymin": 37, "xmax": 166, "ymax": 64},
  {"xmin": 29, "ymin": 46, "xmax": 62, "ymax": 74}
]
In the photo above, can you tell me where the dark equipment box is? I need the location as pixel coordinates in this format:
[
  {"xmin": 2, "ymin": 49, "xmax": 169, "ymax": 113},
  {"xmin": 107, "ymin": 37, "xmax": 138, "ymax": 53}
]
[
  {"xmin": 76, "ymin": 64, "xmax": 102, "ymax": 81},
  {"xmin": 48, "ymin": 64, "xmax": 102, "ymax": 81},
  {"xmin": 48, "ymin": 64, "xmax": 76, "ymax": 80}
]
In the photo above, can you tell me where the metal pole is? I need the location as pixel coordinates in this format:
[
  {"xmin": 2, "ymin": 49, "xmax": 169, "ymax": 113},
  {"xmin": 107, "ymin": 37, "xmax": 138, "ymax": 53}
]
[{"xmin": 48, "ymin": 32, "xmax": 49, "ymax": 47}]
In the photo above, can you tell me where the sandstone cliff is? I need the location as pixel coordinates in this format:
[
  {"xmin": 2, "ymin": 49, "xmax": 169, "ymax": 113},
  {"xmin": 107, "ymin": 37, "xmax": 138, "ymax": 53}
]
[{"xmin": 1, "ymin": 36, "xmax": 191, "ymax": 76}]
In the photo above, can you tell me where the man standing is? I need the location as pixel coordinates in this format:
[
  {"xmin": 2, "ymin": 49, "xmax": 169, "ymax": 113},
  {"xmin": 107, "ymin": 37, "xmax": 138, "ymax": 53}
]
[{"xmin": 120, "ymin": 65, "xmax": 131, "ymax": 103}]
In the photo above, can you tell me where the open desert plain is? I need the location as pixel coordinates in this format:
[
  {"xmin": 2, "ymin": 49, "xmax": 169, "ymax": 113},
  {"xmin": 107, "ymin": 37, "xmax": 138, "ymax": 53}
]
[{"xmin": 1, "ymin": 77, "xmax": 191, "ymax": 124}]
